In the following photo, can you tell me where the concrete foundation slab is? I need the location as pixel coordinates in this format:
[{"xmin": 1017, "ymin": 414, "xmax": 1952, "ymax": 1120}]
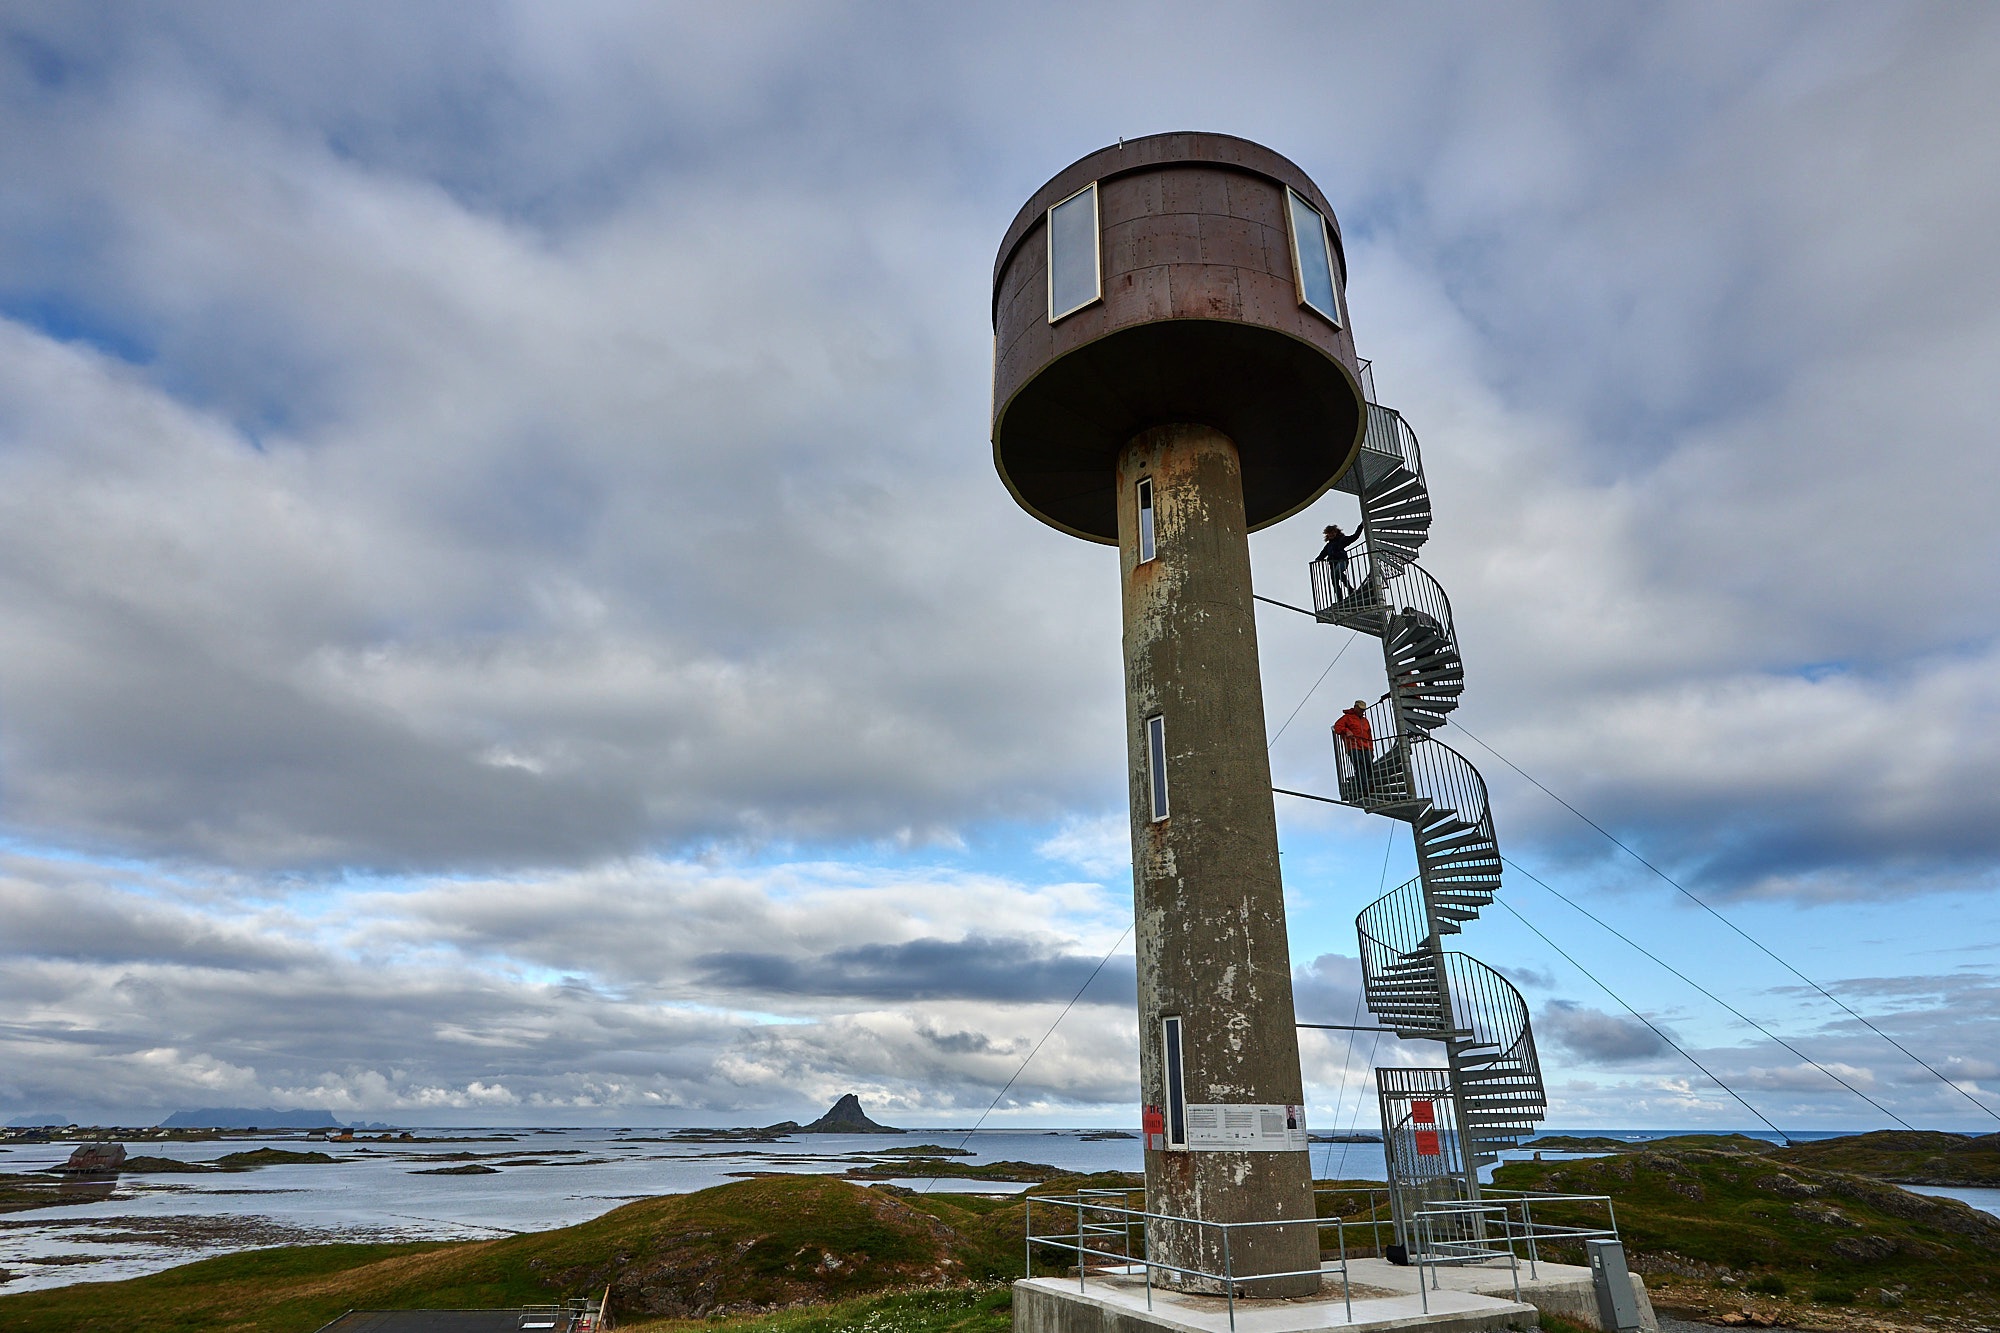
[
  {"xmin": 1013, "ymin": 1257, "xmax": 1658, "ymax": 1333},
  {"xmin": 1013, "ymin": 1270, "xmax": 1536, "ymax": 1333},
  {"xmin": 1340, "ymin": 1259, "xmax": 1658, "ymax": 1333}
]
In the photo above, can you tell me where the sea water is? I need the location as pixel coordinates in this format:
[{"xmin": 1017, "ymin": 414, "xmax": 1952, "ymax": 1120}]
[{"xmin": 0, "ymin": 1127, "xmax": 1987, "ymax": 1295}]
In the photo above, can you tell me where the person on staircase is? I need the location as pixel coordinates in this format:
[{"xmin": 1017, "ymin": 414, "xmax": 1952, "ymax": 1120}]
[
  {"xmin": 1335, "ymin": 699, "xmax": 1377, "ymax": 795},
  {"xmin": 1317, "ymin": 521, "xmax": 1364, "ymax": 594}
]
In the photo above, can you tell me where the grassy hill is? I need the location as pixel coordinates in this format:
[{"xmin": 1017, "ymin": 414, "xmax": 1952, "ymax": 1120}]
[
  {"xmin": 10, "ymin": 1144, "xmax": 2000, "ymax": 1333},
  {"xmin": 0, "ymin": 1174, "xmax": 1096, "ymax": 1333},
  {"xmin": 1768, "ymin": 1131, "xmax": 2000, "ymax": 1187},
  {"xmin": 1525, "ymin": 1129, "xmax": 2000, "ymax": 1189},
  {"xmin": 1496, "ymin": 1141, "xmax": 2000, "ymax": 1328}
]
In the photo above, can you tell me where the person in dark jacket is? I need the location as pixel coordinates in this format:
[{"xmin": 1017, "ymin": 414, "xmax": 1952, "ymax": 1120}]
[{"xmin": 1317, "ymin": 522, "xmax": 1362, "ymax": 592}]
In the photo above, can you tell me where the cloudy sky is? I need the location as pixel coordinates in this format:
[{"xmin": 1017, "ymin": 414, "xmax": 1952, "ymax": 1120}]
[{"xmin": 3, "ymin": 2, "xmax": 1998, "ymax": 1133}]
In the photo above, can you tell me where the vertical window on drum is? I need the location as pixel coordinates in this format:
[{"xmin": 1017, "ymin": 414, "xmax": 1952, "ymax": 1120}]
[
  {"xmin": 1287, "ymin": 188, "xmax": 1343, "ymax": 327},
  {"xmin": 1146, "ymin": 714, "xmax": 1169, "ymax": 821},
  {"xmin": 1161, "ymin": 1016, "xmax": 1188, "ymax": 1149},
  {"xmin": 1046, "ymin": 182, "xmax": 1101, "ymax": 322},
  {"xmin": 1136, "ymin": 477, "xmax": 1157, "ymax": 563}
]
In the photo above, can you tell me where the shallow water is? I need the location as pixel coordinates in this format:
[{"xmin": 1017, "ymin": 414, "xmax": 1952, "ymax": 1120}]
[
  {"xmin": 0, "ymin": 1128, "xmax": 1167, "ymax": 1294},
  {"xmin": 1902, "ymin": 1183, "xmax": 2000, "ymax": 1217},
  {"xmin": 5, "ymin": 1127, "xmax": 1980, "ymax": 1297}
]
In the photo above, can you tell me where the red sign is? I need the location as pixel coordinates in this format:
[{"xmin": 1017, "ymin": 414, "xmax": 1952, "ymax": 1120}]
[
  {"xmin": 1142, "ymin": 1105, "xmax": 1165, "ymax": 1152},
  {"xmin": 1415, "ymin": 1129, "xmax": 1442, "ymax": 1157},
  {"xmin": 1411, "ymin": 1100, "xmax": 1436, "ymax": 1125}
]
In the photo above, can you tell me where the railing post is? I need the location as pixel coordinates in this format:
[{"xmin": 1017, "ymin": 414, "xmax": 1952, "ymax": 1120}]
[
  {"xmin": 1506, "ymin": 1205, "xmax": 1521, "ymax": 1302},
  {"xmin": 1523, "ymin": 1197, "xmax": 1539, "ymax": 1278},
  {"xmin": 1416, "ymin": 1214, "xmax": 1429, "ymax": 1314},
  {"xmin": 1076, "ymin": 1198, "xmax": 1085, "ymax": 1292},
  {"xmin": 1142, "ymin": 1202, "xmax": 1153, "ymax": 1311},
  {"xmin": 1024, "ymin": 1196, "xmax": 1032, "ymax": 1279},
  {"xmin": 1223, "ymin": 1225, "xmax": 1235, "ymax": 1332},
  {"xmin": 1340, "ymin": 1219, "xmax": 1352, "ymax": 1323}
]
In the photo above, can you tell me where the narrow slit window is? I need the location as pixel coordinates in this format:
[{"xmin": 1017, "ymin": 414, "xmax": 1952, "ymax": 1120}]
[
  {"xmin": 1046, "ymin": 183, "xmax": 1101, "ymax": 322},
  {"xmin": 1287, "ymin": 188, "xmax": 1343, "ymax": 327},
  {"xmin": 1136, "ymin": 477, "xmax": 1156, "ymax": 563},
  {"xmin": 1161, "ymin": 1016, "xmax": 1187, "ymax": 1149},
  {"xmin": 1146, "ymin": 714, "xmax": 1169, "ymax": 821}
]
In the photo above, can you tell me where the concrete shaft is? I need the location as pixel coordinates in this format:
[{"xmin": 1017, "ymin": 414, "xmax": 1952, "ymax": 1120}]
[{"xmin": 1117, "ymin": 423, "xmax": 1318, "ymax": 1297}]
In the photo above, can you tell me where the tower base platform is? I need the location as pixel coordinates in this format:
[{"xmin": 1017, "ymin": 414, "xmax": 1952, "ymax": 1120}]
[{"xmin": 1014, "ymin": 1258, "xmax": 1657, "ymax": 1333}]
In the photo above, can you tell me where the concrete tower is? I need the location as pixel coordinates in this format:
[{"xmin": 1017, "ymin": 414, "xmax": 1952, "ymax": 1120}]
[{"xmin": 990, "ymin": 133, "xmax": 1366, "ymax": 1294}]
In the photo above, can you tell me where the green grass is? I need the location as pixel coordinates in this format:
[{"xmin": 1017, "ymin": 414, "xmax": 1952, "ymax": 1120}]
[
  {"xmin": 1524, "ymin": 1128, "xmax": 2000, "ymax": 1189},
  {"xmin": 0, "ymin": 1174, "xmax": 1075, "ymax": 1333},
  {"xmin": 1769, "ymin": 1131, "xmax": 2000, "ymax": 1187},
  {"xmin": 1494, "ymin": 1140, "xmax": 2000, "ymax": 1323},
  {"xmin": 623, "ymin": 1284, "xmax": 1014, "ymax": 1333}
]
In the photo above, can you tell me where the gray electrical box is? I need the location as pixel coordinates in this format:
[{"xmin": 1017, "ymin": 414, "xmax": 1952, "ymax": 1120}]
[{"xmin": 1586, "ymin": 1239, "xmax": 1643, "ymax": 1333}]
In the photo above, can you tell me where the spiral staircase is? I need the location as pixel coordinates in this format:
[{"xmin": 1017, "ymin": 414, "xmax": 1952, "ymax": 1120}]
[{"xmin": 1311, "ymin": 396, "xmax": 1546, "ymax": 1226}]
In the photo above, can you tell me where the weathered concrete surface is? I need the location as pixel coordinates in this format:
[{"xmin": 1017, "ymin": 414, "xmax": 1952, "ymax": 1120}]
[
  {"xmin": 1343, "ymin": 1258, "xmax": 1659, "ymax": 1333},
  {"xmin": 1117, "ymin": 423, "xmax": 1316, "ymax": 1295},
  {"xmin": 1014, "ymin": 1273, "xmax": 1539, "ymax": 1333}
]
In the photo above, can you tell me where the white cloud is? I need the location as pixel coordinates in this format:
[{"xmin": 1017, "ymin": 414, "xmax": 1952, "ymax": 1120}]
[{"xmin": 1, "ymin": 2, "xmax": 1998, "ymax": 1126}]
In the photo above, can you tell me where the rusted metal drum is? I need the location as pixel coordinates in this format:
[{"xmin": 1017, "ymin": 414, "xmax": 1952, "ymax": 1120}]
[{"xmin": 991, "ymin": 131, "xmax": 1366, "ymax": 543}]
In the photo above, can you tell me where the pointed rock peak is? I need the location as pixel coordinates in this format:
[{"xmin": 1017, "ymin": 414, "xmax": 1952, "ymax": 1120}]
[{"xmin": 801, "ymin": 1093, "xmax": 902, "ymax": 1134}]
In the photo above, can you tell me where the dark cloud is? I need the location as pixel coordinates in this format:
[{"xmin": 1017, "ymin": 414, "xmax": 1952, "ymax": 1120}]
[
  {"xmin": 1538, "ymin": 1001, "xmax": 1672, "ymax": 1064},
  {"xmin": 697, "ymin": 936, "xmax": 1135, "ymax": 1005},
  {"xmin": 1290, "ymin": 953, "xmax": 1364, "ymax": 1028}
]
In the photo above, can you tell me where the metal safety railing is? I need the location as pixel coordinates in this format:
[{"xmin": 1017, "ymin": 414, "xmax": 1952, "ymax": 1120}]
[
  {"xmin": 1310, "ymin": 551, "xmax": 1456, "ymax": 648},
  {"xmin": 1356, "ymin": 401, "xmax": 1421, "ymax": 487},
  {"xmin": 1330, "ymin": 729, "xmax": 1496, "ymax": 843},
  {"xmin": 1024, "ymin": 1188, "xmax": 1361, "ymax": 1330},
  {"xmin": 1409, "ymin": 1191, "xmax": 1620, "ymax": 1280},
  {"xmin": 1024, "ymin": 1186, "xmax": 1619, "ymax": 1326}
]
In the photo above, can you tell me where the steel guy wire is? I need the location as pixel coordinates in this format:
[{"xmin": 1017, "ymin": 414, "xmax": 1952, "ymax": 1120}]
[
  {"xmin": 1451, "ymin": 719, "xmax": 2000, "ymax": 1125},
  {"xmin": 1500, "ymin": 853, "xmax": 1914, "ymax": 1129}
]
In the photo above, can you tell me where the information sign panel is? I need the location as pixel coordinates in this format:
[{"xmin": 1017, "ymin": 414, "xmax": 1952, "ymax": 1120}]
[{"xmin": 1182, "ymin": 1103, "xmax": 1308, "ymax": 1152}]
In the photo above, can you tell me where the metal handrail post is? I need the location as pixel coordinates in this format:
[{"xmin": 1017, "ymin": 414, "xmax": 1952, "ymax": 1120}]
[
  {"xmin": 1339, "ymin": 1220, "xmax": 1353, "ymax": 1323},
  {"xmin": 1223, "ymin": 1224, "xmax": 1236, "ymax": 1332},
  {"xmin": 1523, "ymin": 1197, "xmax": 1539, "ymax": 1277},
  {"xmin": 1143, "ymin": 1210, "xmax": 1154, "ymax": 1311},
  {"xmin": 1506, "ymin": 1205, "xmax": 1521, "ymax": 1302},
  {"xmin": 1024, "ymin": 1197, "xmax": 1032, "ymax": 1279},
  {"xmin": 1416, "ymin": 1213, "xmax": 1429, "ymax": 1314},
  {"xmin": 1076, "ymin": 1198, "xmax": 1085, "ymax": 1292}
]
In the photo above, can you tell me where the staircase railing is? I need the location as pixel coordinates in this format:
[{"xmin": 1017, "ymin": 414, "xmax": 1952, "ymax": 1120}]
[
  {"xmin": 1330, "ymin": 731, "xmax": 1495, "ymax": 840},
  {"xmin": 1309, "ymin": 553, "xmax": 1457, "ymax": 641},
  {"xmin": 1439, "ymin": 953, "xmax": 1540, "ymax": 1089},
  {"xmin": 1311, "ymin": 385, "xmax": 1546, "ymax": 1236},
  {"xmin": 1356, "ymin": 889, "xmax": 1538, "ymax": 1085},
  {"xmin": 1356, "ymin": 877, "xmax": 1433, "ymax": 981},
  {"xmin": 1356, "ymin": 402, "xmax": 1421, "ymax": 493}
]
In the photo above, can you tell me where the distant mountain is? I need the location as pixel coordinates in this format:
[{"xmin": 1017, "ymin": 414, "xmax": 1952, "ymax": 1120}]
[
  {"xmin": 158, "ymin": 1107, "xmax": 347, "ymax": 1129},
  {"xmin": 794, "ymin": 1093, "xmax": 902, "ymax": 1134},
  {"xmin": 6, "ymin": 1113, "xmax": 73, "ymax": 1128}
]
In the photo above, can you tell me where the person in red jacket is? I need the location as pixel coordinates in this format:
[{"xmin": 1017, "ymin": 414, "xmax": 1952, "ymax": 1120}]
[{"xmin": 1334, "ymin": 699, "xmax": 1375, "ymax": 793}]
